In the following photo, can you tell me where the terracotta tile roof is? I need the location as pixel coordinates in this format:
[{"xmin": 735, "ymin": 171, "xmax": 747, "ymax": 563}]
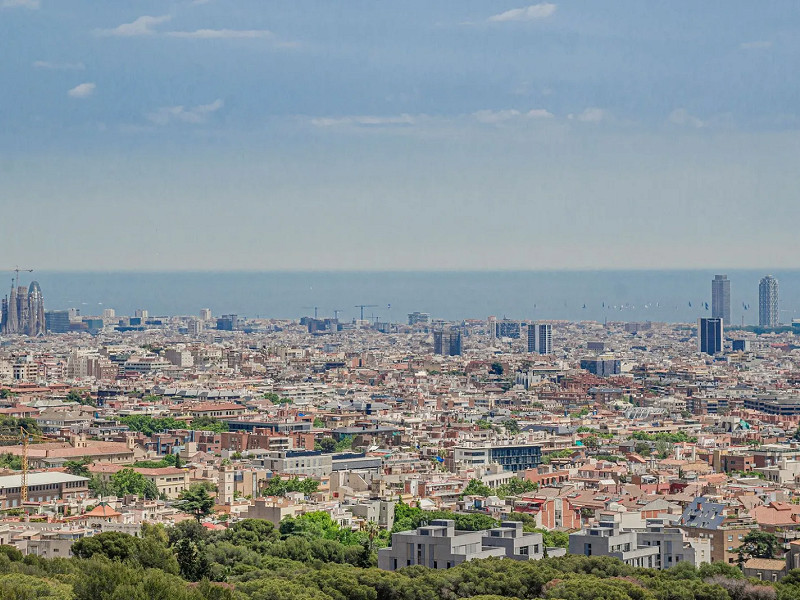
[
  {"xmin": 83, "ymin": 504, "xmax": 121, "ymax": 518},
  {"xmin": 744, "ymin": 558, "xmax": 786, "ymax": 571}
]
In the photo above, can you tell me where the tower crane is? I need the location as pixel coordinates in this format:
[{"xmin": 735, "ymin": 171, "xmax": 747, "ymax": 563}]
[
  {"xmin": 354, "ymin": 304, "xmax": 378, "ymax": 321},
  {"xmin": 0, "ymin": 428, "xmax": 62, "ymax": 502},
  {"xmin": 332, "ymin": 309, "xmax": 345, "ymax": 320},
  {"xmin": 7, "ymin": 267, "xmax": 33, "ymax": 289}
]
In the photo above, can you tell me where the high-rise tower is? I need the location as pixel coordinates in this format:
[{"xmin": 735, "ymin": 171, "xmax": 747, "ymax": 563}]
[
  {"xmin": 528, "ymin": 322, "xmax": 552, "ymax": 355},
  {"xmin": 698, "ymin": 317, "xmax": 723, "ymax": 355},
  {"xmin": 758, "ymin": 275, "xmax": 779, "ymax": 328},
  {"xmin": 711, "ymin": 275, "xmax": 730, "ymax": 325}
]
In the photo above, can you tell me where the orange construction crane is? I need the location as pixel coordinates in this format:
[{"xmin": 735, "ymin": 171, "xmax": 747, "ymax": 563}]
[{"xmin": 0, "ymin": 428, "xmax": 62, "ymax": 502}]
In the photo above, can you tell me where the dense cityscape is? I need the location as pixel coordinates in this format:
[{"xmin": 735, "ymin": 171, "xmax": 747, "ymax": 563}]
[
  {"xmin": 0, "ymin": 272, "xmax": 797, "ymax": 598},
  {"xmin": 5, "ymin": 1, "xmax": 800, "ymax": 599}
]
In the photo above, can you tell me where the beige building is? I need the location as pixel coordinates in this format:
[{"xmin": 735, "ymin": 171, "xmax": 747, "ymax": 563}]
[{"xmin": 89, "ymin": 464, "xmax": 189, "ymax": 499}]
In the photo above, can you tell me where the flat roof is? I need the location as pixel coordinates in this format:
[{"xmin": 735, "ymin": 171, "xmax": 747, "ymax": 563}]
[{"xmin": 0, "ymin": 472, "xmax": 89, "ymax": 489}]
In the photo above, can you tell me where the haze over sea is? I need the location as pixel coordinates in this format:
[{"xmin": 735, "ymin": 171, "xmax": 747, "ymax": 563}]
[{"xmin": 28, "ymin": 270, "xmax": 800, "ymax": 326}]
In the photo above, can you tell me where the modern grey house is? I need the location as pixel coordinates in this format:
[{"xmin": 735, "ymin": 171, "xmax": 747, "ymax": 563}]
[
  {"xmin": 569, "ymin": 514, "xmax": 710, "ymax": 569},
  {"xmin": 377, "ymin": 519, "xmax": 564, "ymax": 571}
]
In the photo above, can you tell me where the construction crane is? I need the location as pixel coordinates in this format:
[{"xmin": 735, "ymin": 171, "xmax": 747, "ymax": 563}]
[
  {"xmin": 0, "ymin": 427, "xmax": 61, "ymax": 502},
  {"xmin": 302, "ymin": 306, "xmax": 320, "ymax": 319},
  {"xmin": 7, "ymin": 266, "xmax": 33, "ymax": 289},
  {"xmin": 354, "ymin": 304, "xmax": 378, "ymax": 321},
  {"xmin": 332, "ymin": 309, "xmax": 345, "ymax": 320}
]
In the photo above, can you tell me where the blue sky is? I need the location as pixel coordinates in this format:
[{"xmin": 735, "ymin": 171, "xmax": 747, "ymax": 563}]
[{"xmin": 2, "ymin": 1, "xmax": 799, "ymax": 270}]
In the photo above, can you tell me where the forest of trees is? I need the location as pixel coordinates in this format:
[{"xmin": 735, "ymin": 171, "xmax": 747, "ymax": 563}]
[{"xmin": 0, "ymin": 513, "xmax": 798, "ymax": 600}]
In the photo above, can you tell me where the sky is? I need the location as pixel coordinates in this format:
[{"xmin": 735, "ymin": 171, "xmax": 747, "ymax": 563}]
[{"xmin": 1, "ymin": 1, "xmax": 799, "ymax": 271}]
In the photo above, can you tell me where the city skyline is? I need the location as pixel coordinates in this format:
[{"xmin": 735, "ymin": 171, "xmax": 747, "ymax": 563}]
[{"xmin": 2, "ymin": 2, "xmax": 800, "ymax": 270}]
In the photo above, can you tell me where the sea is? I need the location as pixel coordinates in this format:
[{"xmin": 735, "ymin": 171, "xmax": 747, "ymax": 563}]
[{"xmin": 21, "ymin": 270, "xmax": 800, "ymax": 325}]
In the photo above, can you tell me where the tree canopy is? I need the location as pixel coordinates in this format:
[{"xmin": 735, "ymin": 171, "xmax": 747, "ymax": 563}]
[
  {"xmin": 177, "ymin": 484, "xmax": 216, "ymax": 520},
  {"xmin": 0, "ymin": 517, "xmax": 798, "ymax": 600}
]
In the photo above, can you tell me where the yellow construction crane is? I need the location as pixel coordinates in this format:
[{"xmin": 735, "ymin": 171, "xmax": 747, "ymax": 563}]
[{"xmin": 0, "ymin": 428, "xmax": 62, "ymax": 502}]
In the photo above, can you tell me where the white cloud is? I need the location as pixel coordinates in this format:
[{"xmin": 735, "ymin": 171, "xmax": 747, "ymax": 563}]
[
  {"xmin": 166, "ymin": 28, "xmax": 273, "ymax": 39},
  {"xmin": 740, "ymin": 40, "xmax": 772, "ymax": 50},
  {"xmin": 669, "ymin": 108, "xmax": 704, "ymax": 128},
  {"xmin": 472, "ymin": 108, "xmax": 553, "ymax": 124},
  {"xmin": 569, "ymin": 107, "xmax": 607, "ymax": 122},
  {"xmin": 311, "ymin": 114, "xmax": 417, "ymax": 128},
  {"xmin": 99, "ymin": 15, "xmax": 171, "ymax": 37},
  {"xmin": 527, "ymin": 108, "xmax": 554, "ymax": 119},
  {"xmin": 147, "ymin": 99, "xmax": 224, "ymax": 125},
  {"xmin": 473, "ymin": 109, "xmax": 521, "ymax": 124},
  {"xmin": 67, "ymin": 83, "xmax": 95, "ymax": 98},
  {"xmin": 34, "ymin": 60, "xmax": 85, "ymax": 70},
  {"xmin": 2, "ymin": 0, "xmax": 40, "ymax": 9},
  {"xmin": 488, "ymin": 3, "xmax": 557, "ymax": 23}
]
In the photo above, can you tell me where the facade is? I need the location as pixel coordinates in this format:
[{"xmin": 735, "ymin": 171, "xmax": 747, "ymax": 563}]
[
  {"xmin": 0, "ymin": 472, "xmax": 89, "ymax": 508},
  {"xmin": 679, "ymin": 497, "xmax": 757, "ymax": 565},
  {"xmin": 698, "ymin": 318, "xmax": 723, "ymax": 355},
  {"xmin": 711, "ymin": 275, "xmax": 731, "ymax": 325},
  {"xmin": 217, "ymin": 314, "xmax": 239, "ymax": 331},
  {"xmin": 528, "ymin": 323, "xmax": 552, "ymax": 355},
  {"xmin": 44, "ymin": 310, "xmax": 70, "ymax": 334},
  {"xmin": 743, "ymin": 396, "xmax": 800, "ymax": 416},
  {"xmin": 758, "ymin": 275, "xmax": 779, "ymax": 328},
  {"xmin": 378, "ymin": 520, "xmax": 555, "ymax": 571},
  {"xmin": 493, "ymin": 319, "xmax": 521, "ymax": 339},
  {"xmin": 256, "ymin": 450, "xmax": 333, "ymax": 477},
  {"xmin": 407, "ymin": 312, "xmax": 430, "ymax": 326},
  {"xmin": 580, "ymin": 357, "xmax": 621, "ymax": 377},
  {"xmin": 570, "ymin": 516, "xmax": 710, "ymax": 570},
  {"xmin": 452, "ymin": 444, "xmax": 542, "ymax": 472},
  {"xmin": 2, "ymin": 281, "xmax": 45, "ymax": 336},
  {"xmin": 89, "ymin": 465, "xmax": 189, "ymax": 499},
  {"xmin": 433, "ymin": 330, "xmax": 462, "ymax": 356},
  {"xmin": 569, "ymin": 517, "xmax": 659, "ymax": 568}
]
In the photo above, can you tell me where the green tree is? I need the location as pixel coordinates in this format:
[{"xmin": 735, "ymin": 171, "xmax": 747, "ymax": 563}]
[
  {"xmin": 496, "ymin": 478, "xmax": 537, "ymax": 497},
  {"xmin": 655, "ymin": 439, "xmax": 672, "ymax": 459},
  {"xmin": 261, "ymin": 476, "xmax": 319, "ymax": 497},
  {"xmin": 66, "ymin": 390, "xmax": 82, "ymax": 402},
  {"xmin": 72, "ymin": 530, "xmax": 179, "ymax": 573},
  {"xmin": 462, "ymin": 479, "xmax": 493, "ymax": 497},
  {"xmin": 503, "ymin": 419, "xmax": 521, "ymax": 435},
  {"xmin": 634, "ymin": 441, "xmax": 651, "ymax": 456},
  {"xmin": 583, "ymin": 435, "xmax": 600, "ymax": 450},
  {"xmin": 190, "ymin": 416, "xmax": 229, "ymax": 433},
  {"xmin": 736, "ymin": 529, "xmax": 779, "ymax": 562},
  {"xmin": 490, "ymin": 362, "xmax": 504, "ymax": 376},
  {"xmin": 110, "ymin": 468, "xmax": 151, "ymax": 497},
  {"xmin": 174, "ymin": 537, "xmax": 211, "ymax": 581},
  {"xmin": 177, "ymin": 483, "xmax": 215, "ymax": 521},
  {"xmin": 0, "ymin": 452, "xmax": 22, "ymax": 470},
  {"xmin": 316, "ymin": 437, "xmax": 337, "ymax": 453},
  {"xmin": 64, "ymin": 457, "xmax": 92, "ymax": 478},
  {"xmin": 119, "ymin": 415, "xmax": 182, "ymax": 436},
  {"xmin": 335, "ymin": 436, "xmax": 354, "ymax": 451}
]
